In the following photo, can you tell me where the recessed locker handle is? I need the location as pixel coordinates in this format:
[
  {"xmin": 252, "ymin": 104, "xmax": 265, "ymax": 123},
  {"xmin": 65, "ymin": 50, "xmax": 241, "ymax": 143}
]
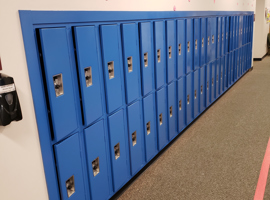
[
  {"xmin": 178, "ymin": 44, "xmax": 181, "ymax": 55},
  {"xmin": 207, "ymin": 81, "xmax": 209, "ymax": 90},
  {"xmin": 84, "ymin": 67, "xmax": 92, "ymax": 87},
  {"xmin": 179, "ymin": 100, "xmax": 182, "ymax": 110},
  {"xmin": 169, "ymin": 46, "xmax": 172, "ymax": 58},
  {"xmin": 108, "ymin": 61, "xmax": 114, "ymax": 79},
  {"xmin": 114, "ymin": 143, "xmax": 120, "ymax": 160},
  {"xmin": 208, "ymin": 37, "xmax": 210, "ymax": 45},
  {"xmin": 66, "ymin": 175, "xmax": 75, "ymax": 198},
  {"xmin": 127, "ymin": 56, "xmax": 133, "ymax": 72},
  {"xmin": 157, "ymin": 49, "xmax": 161, "ymax": 63},
  {"xmin": 202, "ymin": 38, "xmax": 204, "ymax": 47},
  {"xmin": 187, "ymin": 94, "xmax": 190, "ymax": 104},
  {"xmin": 222, "ymin": 33, "xmax": 224, "ymax": 41},
  {"xmin": 212, "ymin": 35, "xmax": 214, "ymax": 44},
  {"xmin": 216, "ymin": 75, "xmax": 218, "ymax": 82},
  {"xmin": 194, "ymin": 90, "xmax": 197, "ymax": 99},
  {"xmin": 201, "ymin": 85, "xmax": 203, "ymax": 94},
  {"xmin": 195, "ymin": 40, "xmax": 198, "ymax": 50},
  {"xmin": 146, "ymin": 121, "xmax": 151, "ymax": 135},
  {"xmin": 170, "ymin": 106, "xmax": 173, "ymax": 117},
  {"xmin": 159, "ymin": 113, "xmax": 163, "ymax": 125},
  {"xmin": 53, "ymin": 74, "xmax": 64, "ymax": 97},
  {"xmin": 212, "ymin": 78, "xmax": 214, "ymax": 86},
  {"xmin": 144, "ymin": 52, "xmax": 148, "ymax": 67},
  {"xmin": 92, "ymin": 157, "xmax": 100, "ymax": 177},
  {"xmin": 187, "ymin": 42, "xmax": 190, "ymax": 52},
  {"xmin": 132, "ymin": 131, "xmax": 137, "ymax": 146}
]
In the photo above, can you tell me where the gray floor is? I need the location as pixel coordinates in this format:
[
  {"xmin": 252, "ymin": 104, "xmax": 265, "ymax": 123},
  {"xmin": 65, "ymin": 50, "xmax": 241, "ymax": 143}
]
[{"xmin": 117, "ymin": 57, "xmax": 270, "ymax": 200}]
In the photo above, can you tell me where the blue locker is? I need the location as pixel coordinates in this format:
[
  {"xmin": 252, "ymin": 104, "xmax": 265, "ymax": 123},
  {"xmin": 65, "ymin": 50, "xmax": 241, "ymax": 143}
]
[
  {"xmin": 233, "ymin": 16, "xmax": 237, "ymax": 50},
  {"xmin": 186, "ymin": 18, "xmax": 194, "ymax": 73},
  {"xmin": 177, "ymin": 19, "xmax": 186, "ymax": 78},
  {"xmin": 231, "ymin": 51, "xmax": 234, "ymax": 84},
  {"xmin": 235, "ymin": 49, "xmax": 239, "ymax": 80},
  {"xmin": 194, "ymin": 18, "xmax": 201, "ymax": 70},
  {"xmin": 186, "ymin": 72, "xmax": 194, "ymax": 124},
  {"xmin": 177, "ymin": 77, "xmax": 186, "ymax": 132},
  {"xmin": 108, "ymin": 109, "xmax": 129, "ymax": 191},
  {"xmin": 54, "ymin": 133, "xmax": 86, "ymax": 200},
  {"xmin": 206, "ymin": 63, "xmax": 211, "ymax": 107},
  {"xmin": 207, "ymin": 17, "xmax": 216, "ymax": 63},
  {"xmin": 74, "ymin": 26, "xmax": 104, "ymax": 126},
  {"xmin": 201, "ymin": 18, "xmax": 207, "ymax": 66},
  {"xmin": 156, "ymin": 87, "xmax": 168, "ymax": 150},
  {"xmin": 217, "ymin": 17, "xmax": 221, "ymax": 58},
  {"xmin": 168, "ymin": 82, "xmax": 177, "ymax": 140},
  {"xmin": 216, "ymin": 59, "xmax": 220, "ymax": 98},
  {"xmin": 84, "ymin": 120, "xmax": 111, "ymax": 200},
  {"xmin": 206, "ymin": 17, "xmax": 211, "ymax": 63},
  {"xmin": 225, "ymin": 17, "xmax": 230, "ymax": 53},
  {"xmin": 121, "ymin": 23, "xmax": 141, "ymax": 104},
  {"xmin": 224, "ymin": 54, "xmax": 228, "ymax": 90},
  {"xmin": 211, "ymin": 61, "xmax": 216, "ymax": 102},
  {"xmin": 194, "ymin": 69, "xmax": 200, "ymax": 118},
  {"xmin": 243, "ymin": 16, "xmax": 246, "ymax": 45},
  {"xmin": 229, "ymin": 16, "xmax": 234, "ymax": 51},
  {"xmin": 199, "ymin": 65, "xmax": 206, "ymax": 113},
  {"xmin": 154, "ymin": 21, "xmax": 166, "ymax": 89},
  {"xmin": 167, "ymin": 20, "xmax": 176, "ymax": 82},
  {"xmin": 143, "ymin": 93, "xmax": 157, "ymax": 162},
  {"xmin": 220, "ymin": 57, "xmax": 224, "ymax": 94},
  {"xmin": 39, "ymin": 28, "xmax": 78, "ymax": 141},
  {"xmin": 238, "ymin": 16, "xmax": 243, "ymax": 48},
  {"xmin": 235, "ymin": 16, "xmax": 239, "ymax": 50},
  {"xmin": 100, "ymin": 25, "xmax": 124, "ymax": 113},
  {"xmin": 221, "ymin": 17, "xmax": 225, "ymax": 56},
  {"xmin": 127, "ymin": 101, "xmax": 144, "ymax": 175},
  {"xmin": 139, "ymin": 22, "xmax": 155, "ymax": 96},
  {"xmin": 227, "ymin": 52, "xmax": 231, "ymax": 86},
  {"xmin": 212, "ymin": 17, "xmax": 217, "ymax": 60}
]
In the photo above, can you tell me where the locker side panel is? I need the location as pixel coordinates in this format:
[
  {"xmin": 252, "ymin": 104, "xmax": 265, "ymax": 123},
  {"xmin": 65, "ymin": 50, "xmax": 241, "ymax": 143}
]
[
  {"xmin": 168, "ymin": 81, "xmax": 177, "ymax": 140},
  {"xmin": 186, "ymin": 72, "xmax": 194, "ymax": 124},
  {"xmin": 167, "ymin": 20, "xmax": 177, "ymax": 82},
  {"xmin": 177, "ymin": 19, "xmax": 186, "ymax": 77},
  {"xmin": 177, "ymin": 77, "xmax": 186, "ymax": 132}
]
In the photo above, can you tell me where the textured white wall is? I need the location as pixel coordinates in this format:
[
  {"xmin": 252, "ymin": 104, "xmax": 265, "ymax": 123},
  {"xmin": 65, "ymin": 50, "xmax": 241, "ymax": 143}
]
[{"xmin": 0, "ymin": 1, "xmax": 255, "ymax": 200}]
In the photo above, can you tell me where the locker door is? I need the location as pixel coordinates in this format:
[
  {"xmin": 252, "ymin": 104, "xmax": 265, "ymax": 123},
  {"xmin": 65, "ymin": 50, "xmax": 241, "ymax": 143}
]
[
  {"xmin": 221, "ymin": 17, "xmax": 225, "ymax": 56},
  {"xmin": 220, "ymin": 57, "xmax": 224, "ymax": 94},
  {"xmin": 108, "ymin": 109, "xmax": 129, "ymax": 191},
  {"xmin": 143, "ymin": 93, "xmax": 157, "ymax": 162},
  {"xmin": 206, "ymin": 63, "xmax": 211, "ymax": 107},
  {"xmin": 201, "ymin": 18, "xmax": 207, "ymax": 67},
  {"xmin": 167, "ymin": 20, "xmax": 176, "ymax": 82},
  {"xmin": 177, "ymin": 77, "xmax": 186, "ymax": 132},
  {"xmin": 200, "ymin": 65, "xmax": 206, "ymax": 113},
  {"xmin": 239, "ymin": 16, "xmax": 243, "ymax": 48},
  {"xmin": 139, "ymin": 22, "xmax": 155, "ymax": 96},
  {"xmin": 127, "ymin": 101, "xmax": 144, "ymax": 175},
  {"xmin": 225, "ymin": 17, "xmax": 230, "ymax": 53},
  {"xmin": 206, "ymin": 17, "xmax": 211, "ymax": 63},
  {"xmin": 84, "ymin": 120, "xmax": 111, "ymax": 200},
  {"xmin": 236, "ymin": 49, "xmax": 239, "ymax": 80},
  {"xmin": 194, "ymin": 18, "xmax": 201, "ymax": 70},
  {"xmin": 100, "ymin": 25, "xmax": 124, "ymax": 113},
  {"xmin": 227, "ymin": 52, "xmax": 231, "ymax": 86},
  {"xmin": 233, "ymin": 16, "xmax": 236, "ymax": 50},
  {"xmin": 74, "ymin": 26, "xmax": 104, "ymax": 126},
  {"xmin": 224, "ymin": 54, "xmax": 228, "ymax": 90},
  {"xmin": 194, "ymin": 69, "xmax": 200, "ymax": 118},
  {"xmin": 177, "ymin": 19, "xmax": 186, "ymax": 78},
  {"xmin": 217, "ymin": 17, "xmax": 221, "ymax": 58},
  {"xmin": 39, "ymin": 28, "xmax": 78, "ymax": 141},
  {"xmin": 216, "ymin": 59, "xmax": 220, "ymax": 98},
  {"xmin": 229, "ymin": 16, "xmax": 234, "ymax": 51},
  {"xmin": 243, "ymin": 16, "xmax": 246, "ymax": 45},
  {"xmin": 235, "ymin": 16, "xmax": 239, "ymax": 50},
  {"xmin": 168, "ymin": 81, "xmax": 177, "ymax": 140},
  {"xmin": 211, "ymin": 61, "xmax": 216, "ymax": 102},
  {"xmin": 186, "ymin": 72, "xmax": 194, "ymax": 124},
  {"xmin": 186, "ymin": 18, "xmax": 194, "ymax": 73},
  {"xmin": 121, "ymin": 23, "xmax": 141, "ymax": 104},
  {"xmin": 54, "ymin": 133, "xmax": 86, "ymax": 200},
  {"xmin": 231, "ymin": 52, "xmax": 234, "ymax": 84},
  {"xmin": 154, "ymin": 21, "xmax": 166, "ymax": 89},
  {"xmin": 212, "ymin": 17, "xmax": 217, "ymax": 61},
  {"xmin": 156, "ymin": 87, "xmax": 168, "ymax": 150}
]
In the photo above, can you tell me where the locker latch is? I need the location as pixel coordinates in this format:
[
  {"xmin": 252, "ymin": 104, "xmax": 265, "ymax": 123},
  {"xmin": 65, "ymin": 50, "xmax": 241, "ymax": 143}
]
[
  {"xmin": 179, "ymin": 100, "xmax": 182, "ymax": 110},
  {"xmin": 194, "ymin": 90, "xmax": 197, "ymax": 99},
  {"xmin": 195, "ymin": 40, "xmax": 198, "ymax": 50},
  {"xmin": 92, "ymin": 157, "xmax": 100, "ymax": 177},
  {"xmin": 114, "ymin": 143, "xmax": 120, "ymax": 160},
  {"xmin": 212, "ymin": 35, "xmax": 214, "ymax": 44},
  {"xmin": 208, "ymin": 37, "xmax": 210, "ymax": 45},
  {"xmin": 221, "ymin": 72, "xmax": 223, "ymax": 79},
  {"xmin": 201, "ymin": 85, "xmax": 203, "ymax": 94},
  {"xmin": 53, "ymin": 74, "xmax": 64, "ymax": 97},
  {"xmin": 132, "ymin": 131, "xmax": 137, "ymax": 146},
  {"xmin": 216, "ymin": 75, "xmax": 218, "ymax": 82},
  {"xmin": 222, "ymin": 33, "xmax": 224, "ymax": 41},
  {"xmin": 170, "ymin": 106, "xmax": 173, "ymax": 117},
  {"xmin": 202, "ymin": 38, "xmax": 204, "ymax": 47},
  {"xmin": 226, "ymin": 32, "xmax": 228, "ymax": 39},
  {"xmin": 127, "ymin": 57, "xmax": 133, "ymax": 72},
  {"xmin": 178, "ymin": 44, "xmax": 181, "ymax": 55},
  {"xmin": 157, "ymin": 49, "xmax": 161, "ymax": 63},
  {"xmin": 159, "ymin": 113, "xmax": 163, "ymax": 125},
  {"xmin": 144, "ymin": 53, "xmax": 148, "ymax": 67},
  {"xmin": 187, "ymin": 95, "xmax": 190, "ymax": 104},
  {"xmin": 146, "ymin": 121, "xmax": 151, "ymax": 135},
  {"xmin": 66, "ymin": 175, "xmax": 75, "ymax": 198},
  {"xmin": 207, "ymin": 81, "xmax": 209, "ymax": 90},
  {"xmin": 108, "ymin": 61, "xmax": 114, "ymax": 79},
  {"xmin": 187, "ymin": 42, "xmax": 190, "ymax": 52},
  {"xmin": 169, "ymin": 46, "xmax": 172, "ymax": 58},
  {"xmin": 218, "ymin": 35, "xmax": 220, "ymax": 42},
  {"xmin": 84, "ymin": 67, "xmax": 92, "ymax": 87},
  {"xmin": 212, "ymin": 78, "xmax": 214, "ymax": 86}
]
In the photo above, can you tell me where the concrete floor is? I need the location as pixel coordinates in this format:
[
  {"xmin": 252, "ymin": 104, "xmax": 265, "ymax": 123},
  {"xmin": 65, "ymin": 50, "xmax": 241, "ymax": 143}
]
[{"xmin": 116, "ymin": 58, "xmax": 270, "ymax": 200}]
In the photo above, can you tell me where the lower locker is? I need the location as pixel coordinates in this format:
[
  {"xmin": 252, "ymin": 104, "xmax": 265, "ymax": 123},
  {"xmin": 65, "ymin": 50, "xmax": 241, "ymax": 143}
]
[
  {"xmin": 220, "ymin": 57, "xmax": 224, "ymax": 94},
  {"xmin": 223, "ymin": 55, "xmax": 228, "ymax": 90},
  {"xmin": 231, "ymin": 52, "xmax": 234, "ymax": 84},
  {"xmin": 127, "ymin": 101, "xmax": 145, "ymax": 175},
  {"xmin": 84, "ymin": 120, "xmax": 111, "ymax": 200},
  {"xmin": 211, "ymin": 61, "xmax": 216, "ymax": 102},
  {"xmin": 156, "ymin": 87, "xmax": 168, "ymax": 150},
  {"xmin": 54, "ymin": 133, "xmax": 86, "ymax": 200},
  {"xmin": 206, "ymin": 63, "xmax": 211, "ymax": 107},
  {"xmin": 108, "ymin": 109, "xmax": 129, "ymax": 191},
  {"xmin": 143, "ymin": 93, "xmax": 158, "ymax": 162},
  {"xmin": 177, "ymin": 77, "xmax": 186, "ymax": 132},
  {"xmin": 194, "ymin": 69, "xmax": 200, "ymax": 118},
  {"xmin": 200, "ymin": 65, "xmax": 206, "ymax": 113},
  {"xmin": 227, "ymin": 53, "xmax": 231, "ymax": 87},
  {"xmin": 216, "ymin": 59, "xmax": 220, "ymax": 98},
  {"xmin": 168, "ymin": 82, "xmax": 177, "ymax": 140},
  {"xmin": 186, "ymin": 72, "xmax": 194, "ymax": 124},
  {"xmin": 234, "ymin": 50, "xmax": 238, "ymax": 81}
]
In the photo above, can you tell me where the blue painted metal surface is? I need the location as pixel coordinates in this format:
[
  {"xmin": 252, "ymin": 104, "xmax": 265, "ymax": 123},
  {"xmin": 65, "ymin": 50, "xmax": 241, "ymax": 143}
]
[
  {"xmin": 206, "ymin": 63, "xmax": 211, "ymax": 107},
  {"xmin": 167, "ymin": 81, "xmax": 177, "ymax": 140},
  {"xmin": 217, "ymin": 17, "xmax": 221, "ymax": 58},
  {"xmin": 220, "ymin": 57, "xmax": 224, "ymax": 94},
  {"xmin": 177, "ymin": 19, "xmax": 186, "ymax": 78},
  {"xmin": 177, "ymin": 77, "xmax": 186, "ymax": 132},
  {"xmin": 186, "ymin": 18, "xmax": 194, "ymax": 73},
  {"xmin": 199, "ymin": 65, "xmax": 206, "ymax": 113},
  {"xmin": 186, "ymin": 72, "xmax": 194, "ymax": 124},
  {"xmin": 211, "ymin": 61, "xmax": 216, "ymax": 101},
  {"xmin": 194, "ymin": 18, "xmax": 201, "ymax": 70},
  {"xmin": 194, "ymin": 69, "xmax": 200, "ymax": 118},
  {"xmin": 200, "ymin": 18, "xmax": 206, "ymax": 67},
  {"xmin": 215, "ymin": 59, "xmax": 220, "ymax": 98}
]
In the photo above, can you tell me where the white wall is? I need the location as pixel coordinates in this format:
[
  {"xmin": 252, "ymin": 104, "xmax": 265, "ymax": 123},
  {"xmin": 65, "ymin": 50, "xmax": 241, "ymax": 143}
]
[{"xmin": 0, "ymin": 1, "xmax": 255, "ymax": 200}]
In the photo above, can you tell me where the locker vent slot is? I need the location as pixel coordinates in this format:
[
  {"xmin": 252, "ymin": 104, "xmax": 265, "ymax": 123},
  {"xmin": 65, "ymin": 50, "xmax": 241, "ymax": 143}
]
[
  {"xmin": 132, "ymin": 131, "xmax": 137, "ymax": 146},
  {"xmin": 168, "ymin": 46, "xmax": 172, "ymax": 58},
  {"xmin": 84, "ymin": 67, "xmax": 92, "ymax": 87},
  {"xmin": 207, "ymin": 81, "xmax": 209, "ymax": 90},
  {"xmin": 170, "ymin": 106, "xmax": 173, "ymax": 117},
  {"xmin": 146, "ymin": 121, "xmax": 151, "ymax": 135},
  {"xmin": 144, "ymin": 52, "xmax": 148, "ymax": 67},
  {"xmin": 179, "ymin": 100, "xmax": 182, "ymax": 110},
  {"xmin": 195, "ymin": 39, "xmax": 198, "ymax": 50},
  {"xmin": 114, "ymin": 143, "xmax": 120, "ymax": 160},
  {"xmin": 187, "ymin": 95, "xmax": 190, "ymax": 104},
  {"xmin": 159, "ymin": 113, "xmax": 163, "ymax": 125},
  {"xmin": 157, "ymin": 49, "xmax": 161, "ymax": 63},
  {"xmin": 53, "ymin": 74, "xmax": 64, "ymax": 97},
  {"xmin": 212, "ymin": 78, "xmax": 214, "ymax": 86},
  {"xmin": 194, "ymin": 90, "xmax": 197, "ymax": 99},
  {"xmin": 92, "ymin": 157, "xmax": 100, "ymax": 177},
  {"xmin": 187, "ymin": 42, "xmax": 190, "ymax": 52},
  {"xmin": 202, "ymin": 38, "xmax": 204, "ymax": 47},
  {"xmin": 66, "ymin": 175, "xmax": 75, "ymax": 198},
  {"xmin": 212, "ymin": 35, "xmax": 214, "ymax": 44},
  {"xmin": 108, "ymin": 61, "xmax": 114, "ymax": 79},
  {"xmin": 201, "ymin": 85, "xmax": 203, "ymax": 94},
  {"xmin": 178, "ymin": 44, "xmax": 181, "ymax": 55},
  {"xmin": 208, "ymin": 37, "xmax": 210, "ymax": 45},
  {"xmin": 127, "ymin": 56, "xmax": 133, "ymax": 73}
]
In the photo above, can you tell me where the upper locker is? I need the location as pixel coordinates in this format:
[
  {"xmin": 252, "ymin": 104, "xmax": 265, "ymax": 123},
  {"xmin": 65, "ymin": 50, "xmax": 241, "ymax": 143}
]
[
  {"xmin": 201, "ymin": 17, "xmax": 207, "ymax": 67},
  {"xmin": 238, "ymin": 16, "xmax": 243, "ymax": 48},
  {"xmin": 186, "ymin": 18, "xmax": 194, "ymax": 74},
  {"xmin": 225, "ymin": 16, "xmax": 230, "ymax": 54},
  {"xmin": 38, "ymin": 28, "xmax": 78, "ymax": 142},
  {"xmin": 177, "ymin": 19, "xmax": 186, "ymax": 78},
  {"xmin": 166, "ymin": 20, "xmax": 176, "ymax": 83},
  {"xmin": 217, "ymin": 17, "xmax": 222, "ymax": 58},
  {"xmin": 194, "ymin": 18, "xmax": 201, "ymax": 70},
  {"xmin": 221, "ymin": 17, "xmax": 225, "ymax": 56},
  {"xmin": 207, "ymin": 17, "xmax": 217, "ymax": 63}
]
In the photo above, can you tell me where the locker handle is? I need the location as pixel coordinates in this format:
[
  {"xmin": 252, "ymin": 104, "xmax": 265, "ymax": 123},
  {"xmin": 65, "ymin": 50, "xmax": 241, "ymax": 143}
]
[
  {"xmin": 114, "ymin": 143, "xmax": 120, "ymax": 160},
  {"xmin": 218, "ymin": 35, "xmax": 220, "ymax": 43},
  {"xmin": 108, "ymin": 61, "xmax": 114, "ymax": 79},
  {"xmin": 53, "ymin": 74, "xmax": 64, "ymax": 97},
  {"xmin": 221, "ymin": 72, "xmax": 223, "ymax": 79},
  {"xmin": 66, "ymin": 175, "xmax": 75, "ymax": 198},
  {"xmin": 187, "ymin": 42, "xmax": 190, "ymax": 52},
  {"xmin": 168, "ymin": 46, "xmax": 172, "ymax": 58},
  {"xmin": 132, "ymin": 131, "xmax": 137, "ymax": 146},
  {"xmin": 169, "ymin": 106, "xmax": 173, "ymax": 117},
  {"xmin": 202, "ymin": 38, "xmax": 204, "ymax": 47},
  {"xmin": 159, "ymin": 113, "xmax": 163, "ymax": 125},
  {"xmin": 216, "ymin": 75, "xmax": 218, "ymax": 82},
  {"xmin": 144, "ymin": 53, "xmax": 148, "ymax": 67},
  {"xmin": 222, "ymin": 33, "xmax": 224, "ymax": 41},
  {"xmin": 187, "ymin": 95, "xmax": 190, "ymax": 104},
  {"xmin": 195, "ymin": 40, "xmax": 198, "ymax": 50},
  {"xmin": 92, "ymin": 157, "xmax": 100, "ymax": 177},
  {"xmin": 212, "ymin": 78, "xmax": 214, "ymax": 86},
  {"xmin": 146, "ymin": 121, "xmax": 151, "ymax": 135},
  {"xmin": 127, "ymin": 56, "xmax": 133, "ymax": 72},
  {"xmin": 157, "ymin": 49, "xmax": 161, "ymax": 63},
  {"xmin": 84, "ymin": 67, "xmax": 92, "ymax": 87},
  {"xmin": 208, "ymin": 37, "xmax": 210, "ymax": 45},
  {"xmin": 212, "ymin": 35, "xmax": 214, "ymax": 44},
  {"xmin": 194, "ymin": 90, "xmax": 197, "ymax": 99},
  {"xmin": 178, "ymin": 44, "xmax": 181, "ymax": 55},
  {"xmin": 207, "ymin": 81, "xmax": 209, "ymax": 90},
  {"xmin": 201, "ymin": 85, "xmax": 203, "ymax": 94},
  {"xmin": 179, "ymin": 100, "xmax": 182, "ymax": 110}
]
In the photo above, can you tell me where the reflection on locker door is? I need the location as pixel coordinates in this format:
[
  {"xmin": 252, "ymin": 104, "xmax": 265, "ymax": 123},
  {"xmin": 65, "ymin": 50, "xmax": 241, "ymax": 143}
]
[
  {"xmin": 194, "ymin": 69, "xmax": 200, "ymax": 118},
  {"xmin": 127, "ymin": 101, "xmax": 144, "ymax": 175},
  {"xmin": 139, "ymin": 22, "xmax": 155, "ymax": 96},
  {"xmin": 168, "ymin": 81, "xmax": 177, "ymax": 140},
  {"xmin": 73, "ymin": 26, "xmax": 104, "ymax": 126},
  {"xmin": 177, "ymin": 77, "xmax": 186, "ymax": 132},
  {"xmin": 100, "ymin": 25, "xmax": 124, "ymax": 113},
  {"xmin": 194, "ymin": 18, "xmax": 200, "ymax": 70},
  {"xmin": 177, "ymin": 19, "xmax": 186, "ymax": 77},
  {"xmin": 154, "ymin": 21, "xmax": 166, "ymax": 89},
  {"xmin": 121, "ymin": 23, "xmax": 141, "ymax": 104},
  {"xmin": 186, "ymin": 72, "xmax": 194, "ymax": 124},
  {"xmin": 143, "ymin": 93, "xmax": 157, "ymax": 162},
  {"xmin": 186, "ymin": 18, "xmax": 194, "ymax": 73},
  {"xmin": 167, "ymin": 20, "xmax": 176, "ymax": 83},
  {"xmin": 156, "ymin": 87, "xmax": 168, "ymax": 150},
  {"xmin": 215, "ymin": 59, "xmax": 220, "ymax": 98},
  {"xmin": 201, "ymin": 18, "xmax": 206, "ymax": 67},
  {"xmin": 211, "ymin": 61, "xmax": 216, "ymax": 102},
  {"xmin": 39, "ymin": 28, "xmax": 78, "ymax": 141},
  {"xmin": 220, "ymin": 57, "xmax": 224, "ymax": 94},
  {"xmin": 200, "ymin": 65, "xmax": 206, "ymax": 113},
  {"xmin": 108, "ymin": 109, "xmax": 129, "ymax": 191},
  {"xmin": 54, "ymin": 133, "xmax": 86, "ymax": 200},
  {"xmin": 84, "ymin": 120, "xmax": 111, "ymax": 200},
  {"xmin": 217, "ymin": 17, "xmax": 221, "ymax": 58},
  {"xmin": 206, "ymin": 63, "xmax": 211, "ymax": 107}
]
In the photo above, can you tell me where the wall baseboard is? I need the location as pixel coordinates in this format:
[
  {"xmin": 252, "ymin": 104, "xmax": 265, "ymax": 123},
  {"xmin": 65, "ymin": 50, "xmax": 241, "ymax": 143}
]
[{"xmin": 253, "ymin": 53, "xmax": 268, "ymax": 61}]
